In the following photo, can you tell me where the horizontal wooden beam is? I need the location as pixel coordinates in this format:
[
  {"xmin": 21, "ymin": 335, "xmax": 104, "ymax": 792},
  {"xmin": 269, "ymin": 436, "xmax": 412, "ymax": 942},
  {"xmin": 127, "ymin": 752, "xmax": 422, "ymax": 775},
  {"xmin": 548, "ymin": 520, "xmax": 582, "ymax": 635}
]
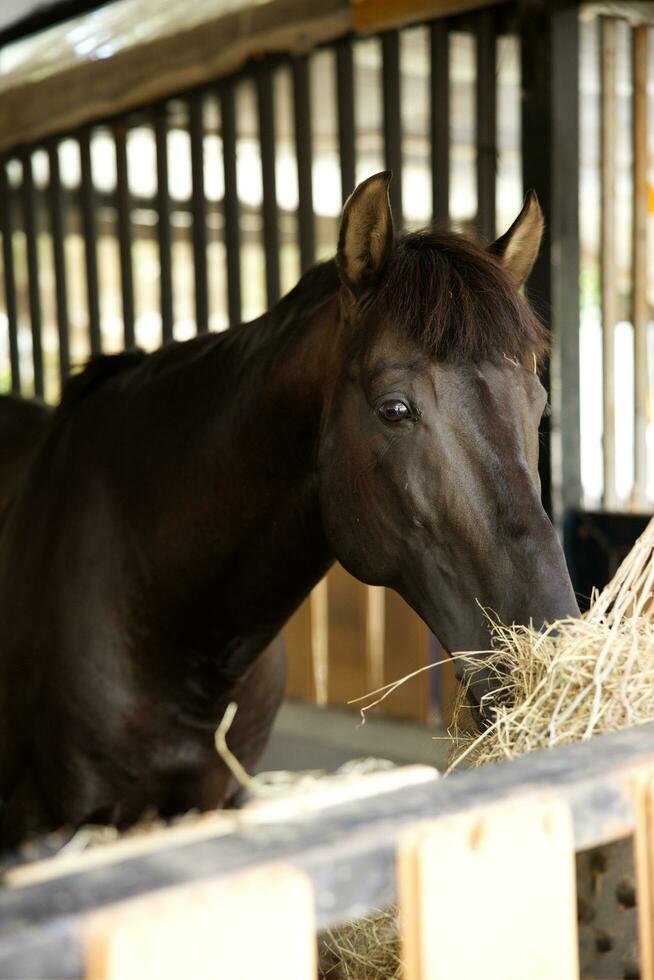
[
  {"xmin": 2, "ymin": 721, "xmax": 654, "ymax": 977},
  {"xmin": 0, "ymin": 0, "xmax": 350, "ymax": 154},
  {"xmin": 352, "ymin": 0, "xmax": 511, "ymax": 34}
]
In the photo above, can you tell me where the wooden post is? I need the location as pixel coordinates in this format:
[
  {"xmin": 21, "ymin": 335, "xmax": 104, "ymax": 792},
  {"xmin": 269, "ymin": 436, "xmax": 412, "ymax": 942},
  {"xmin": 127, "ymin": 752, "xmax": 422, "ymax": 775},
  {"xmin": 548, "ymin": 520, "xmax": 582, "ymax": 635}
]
[
  {"xmin": 634, "ymin": 772, "xmax": 654, "ymax": 979},
  {"xmin": 85, "ymin": 863, "xmax": 316, "ymax": 980},
  {"xmin": 399, "ymin": 798, "xmax": 578, "ymax": 980}
]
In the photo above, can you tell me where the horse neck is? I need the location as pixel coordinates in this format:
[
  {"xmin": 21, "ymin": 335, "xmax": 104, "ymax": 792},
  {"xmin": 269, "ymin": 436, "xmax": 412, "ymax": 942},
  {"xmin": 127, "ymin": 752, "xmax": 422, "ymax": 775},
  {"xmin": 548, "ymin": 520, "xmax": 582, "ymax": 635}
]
[{"xmin": 129, "ymin": 283, "xmax": 345, "ymax": 646}]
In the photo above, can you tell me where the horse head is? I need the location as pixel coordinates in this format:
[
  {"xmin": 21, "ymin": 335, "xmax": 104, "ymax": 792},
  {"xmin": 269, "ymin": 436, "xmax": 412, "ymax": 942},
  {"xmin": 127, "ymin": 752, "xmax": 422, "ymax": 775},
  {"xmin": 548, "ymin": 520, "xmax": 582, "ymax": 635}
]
[{"xmin": 318, "ymin": 172, "xmax": 579, "ymax": 723}]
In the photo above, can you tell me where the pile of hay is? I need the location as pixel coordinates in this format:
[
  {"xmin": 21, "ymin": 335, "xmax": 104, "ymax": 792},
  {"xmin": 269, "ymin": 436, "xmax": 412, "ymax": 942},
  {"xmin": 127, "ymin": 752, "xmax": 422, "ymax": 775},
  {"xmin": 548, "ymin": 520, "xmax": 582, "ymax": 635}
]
[
  {"xmin": 450, "ymin": 516, "xmax": 654, "ymax": 769},
  {"xmin": 319, "ymin": 909, "xmax": 401, "ymax": 980}
]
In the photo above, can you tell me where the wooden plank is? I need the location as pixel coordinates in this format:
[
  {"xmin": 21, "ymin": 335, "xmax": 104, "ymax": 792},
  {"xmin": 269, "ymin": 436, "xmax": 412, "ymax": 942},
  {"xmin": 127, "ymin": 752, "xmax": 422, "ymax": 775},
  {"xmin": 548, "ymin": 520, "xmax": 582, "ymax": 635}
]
[
  {"xmin": 0, "ymin": 0, "xmax": 351, "ymax": 153},
  {"xmin": 84, "ymin": 863, "xmax": 316, "ymax": 980},
  {"xmin": 600, "ymin": 16, "xmax": 617, "ymax": 509},
  {"xmin": 399, "ymin": 799, "xmax": 578, "ymax": 980},
  {"xmin": 382, "ymin": 589, "xmax": 430, "ymax": 721},
  {"xmin": 352, "ymin": 0, "xmax": 511, "ymax": 34},
  {"xmin": 326, "ymin": 564, "xmax": 367, "ymax": 706},
  {"xmin": 632, "ymin": 24, "xmax": 649, "ymax": 507},
  {"xmin": 283, "ymin": 596, "xmax": 316, "ymax": 702},
  {"xmin": 4, "ymin": 722, "xmax": 654, "ymax": 972},
  {"xmin": 634, "ymin": 771, "xmax": 654, "ymax": 979}
]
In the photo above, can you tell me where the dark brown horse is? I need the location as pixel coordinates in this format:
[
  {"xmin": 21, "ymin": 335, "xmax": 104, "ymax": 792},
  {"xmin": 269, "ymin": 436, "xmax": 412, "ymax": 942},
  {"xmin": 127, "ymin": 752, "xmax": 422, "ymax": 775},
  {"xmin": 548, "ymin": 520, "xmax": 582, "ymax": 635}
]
[{"xmin": 0, "ymin": 173, "xmax": 578, "ymax": 847}]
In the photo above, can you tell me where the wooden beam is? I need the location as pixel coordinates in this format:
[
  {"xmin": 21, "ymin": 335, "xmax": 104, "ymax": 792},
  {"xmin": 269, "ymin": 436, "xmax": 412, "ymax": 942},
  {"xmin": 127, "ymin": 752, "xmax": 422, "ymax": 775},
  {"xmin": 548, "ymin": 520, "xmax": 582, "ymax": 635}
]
[
  {"xmin": 0, "ymin": 0, "xmax": 351, "ymax": 153},
  {"xmin": 399, "ymin": 799, "xmax": 578, "ymax": 980}
]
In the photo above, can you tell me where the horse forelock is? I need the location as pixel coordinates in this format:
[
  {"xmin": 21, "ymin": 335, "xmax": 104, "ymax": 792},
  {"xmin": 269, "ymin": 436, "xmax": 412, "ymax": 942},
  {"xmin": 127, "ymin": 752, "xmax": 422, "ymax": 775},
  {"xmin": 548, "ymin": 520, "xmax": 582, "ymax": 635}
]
[{"xmin": 358, "ymin": 228, "xmax": 549, "ymax": 369}]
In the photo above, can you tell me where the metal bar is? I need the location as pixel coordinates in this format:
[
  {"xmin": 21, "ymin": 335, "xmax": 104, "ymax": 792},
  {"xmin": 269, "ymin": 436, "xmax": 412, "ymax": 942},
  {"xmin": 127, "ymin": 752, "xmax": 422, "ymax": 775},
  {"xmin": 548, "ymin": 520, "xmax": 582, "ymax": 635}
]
[
  {"xmin": 0, "ymin": 161, "xmax": 20, "ymax": 393},
  {"xmin": 293, "ymin": 55, "xmax": 315, "ymax": 273},
  {"xmin": 551, "ymin": 4, "xmax": 582, "ymax": 517},
  {"xmin": 336, "ymin": 38, "xmax": 356, "ymax": 204},
  {"xmin": 114, "ymin": 122, "xmax": 135, "ymax": 350},
  {"xmin": 430, "ymin": 19, "xmax": 450, "ymax": 226},
  {"xmin": 220, "ymin": 83, "xmax": 242, "ymax": 326},
  {"xmin": 79, "ymin": 128, "xmax": 101, "ymax": 356},
  {"xmin": 381, "ymin": 30, "xmax": 403, "ymax": 227},
  {"xmin": 632, "ymin": 25, "xmax": 649, "ymax": 507},
  {"xmin": 476, "ymin": 8, "xmax": 497, "ymax": 242},
  {"xmin": 189, "ymin": 93, "xmax": 209, "ymax": 334},
  {"xmin": 154, "ymin": 105, "xmax": 174, "ymax": 344},
  {"xmin": 256, "ymin": 65, "xmax": 280, "ymax": 306},
  {"xmin": 21, "ymin": 151, "xmax": 44, "ymax": 398},
  {"xmin": 519, "ymin": 1, "xmax": 553, "ymax": 517},
  {"xmin": 600, "ymin": 17, "xmax": 617, "ymax": 509},
  {"xmin": 46, "ymin": 141, "xmax": 70, "ymax": 385}
]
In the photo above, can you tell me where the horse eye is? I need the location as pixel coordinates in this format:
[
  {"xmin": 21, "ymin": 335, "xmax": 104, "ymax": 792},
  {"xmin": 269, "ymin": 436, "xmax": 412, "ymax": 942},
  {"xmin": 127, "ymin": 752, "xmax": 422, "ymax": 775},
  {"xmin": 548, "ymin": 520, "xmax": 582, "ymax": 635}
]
[{"xmin": 379, "ymin": 400, "xmax": 410, "ymax": 423}]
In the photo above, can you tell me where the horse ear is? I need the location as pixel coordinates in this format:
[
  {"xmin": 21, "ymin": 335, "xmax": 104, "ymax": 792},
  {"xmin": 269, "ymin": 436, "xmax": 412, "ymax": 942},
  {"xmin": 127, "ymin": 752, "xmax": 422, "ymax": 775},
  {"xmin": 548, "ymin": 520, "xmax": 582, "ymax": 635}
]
[
  {"xmin": 337, "ymin": 171, "xmax": 394, "ymax": 296},
  {"xmin": 488, "ymin": 190, "xmax": 543, "ymax": 287}
]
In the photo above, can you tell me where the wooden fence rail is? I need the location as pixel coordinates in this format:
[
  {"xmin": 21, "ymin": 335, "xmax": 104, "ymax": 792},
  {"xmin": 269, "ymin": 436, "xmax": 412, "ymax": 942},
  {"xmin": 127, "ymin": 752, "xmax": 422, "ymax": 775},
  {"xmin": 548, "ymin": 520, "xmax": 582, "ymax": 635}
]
[{"xmin": 4, "ymin": 721, "xmax": 654, "ymax": 978}]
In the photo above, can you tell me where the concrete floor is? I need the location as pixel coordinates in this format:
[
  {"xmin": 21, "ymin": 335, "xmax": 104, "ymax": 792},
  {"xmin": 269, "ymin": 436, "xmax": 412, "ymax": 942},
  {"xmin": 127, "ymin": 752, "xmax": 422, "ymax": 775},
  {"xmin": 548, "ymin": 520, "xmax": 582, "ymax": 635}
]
[{"xmin": 258, "ymin": 699, "xmax": 451, "ymax": 774}]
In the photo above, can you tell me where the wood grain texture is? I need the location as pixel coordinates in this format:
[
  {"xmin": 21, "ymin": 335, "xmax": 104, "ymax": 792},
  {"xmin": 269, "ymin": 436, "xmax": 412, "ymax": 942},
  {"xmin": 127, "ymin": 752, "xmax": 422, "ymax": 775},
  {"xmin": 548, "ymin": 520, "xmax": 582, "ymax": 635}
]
[
  {"xmin": 634, "ymin": 771, "xmax": 654, "ymax": 979},
  {"xmin": 7, "ymin": 723, "xmax": 654, "ymax": 980},
  {"xmin": 382, "ymin": 589, "xmax": 430, "ymax": 721},
  {"xmin": 399, "ymin": 799, "xmax": 578, "ymax": 980},
  {"xmin": 0, "ymin": 0, "xmax": 350, "ymax": 152},
  {"xmin": 85, "ymin": 863, "xmax": 316, "ymax": 980}
]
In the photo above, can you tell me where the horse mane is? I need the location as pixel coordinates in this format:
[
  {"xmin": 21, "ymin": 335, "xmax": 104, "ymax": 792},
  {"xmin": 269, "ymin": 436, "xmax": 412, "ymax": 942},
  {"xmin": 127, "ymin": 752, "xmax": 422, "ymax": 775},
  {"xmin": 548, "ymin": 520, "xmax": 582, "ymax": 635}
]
[
  {"xmin": 362, "ymin": 228, "xmax": 549, "ymax": 367},
  {"xmin": 58, "ymin": 350, "xmax": 149, "ymax": 408}
]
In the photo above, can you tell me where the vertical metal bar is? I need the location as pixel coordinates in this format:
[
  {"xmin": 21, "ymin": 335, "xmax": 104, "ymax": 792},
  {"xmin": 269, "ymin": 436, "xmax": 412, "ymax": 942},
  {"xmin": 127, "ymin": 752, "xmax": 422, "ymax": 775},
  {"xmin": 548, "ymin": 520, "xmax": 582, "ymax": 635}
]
[
  {"xmin": 476, "ymin": 8, "xmax": 497, "ymax": 242},
  {"xmin": 256, "ymin": 64, "xmax": 280, "ymax": 306},
  {"xmin": 189, "ymin": 92, "xmax": 209, "ymax": 333},
  {"xmin": 79, "ymin": 128, "xmax": 101, "ymax": 356},
  {"xmin": 0, "ymin": 161, "xmax": 20, "ymax": 393},
  {"xmin": 600, "ymin": 17, "xmax": 617, "ymax": 509},
  {"xmin": 520, "ymin": 1, "xmax": 553, "ymax": 517},
  {"xmin": 381, "ymin": 30, "xmax": 403, "ymax": 227},
  {"xmin": 336, "ymin": 38, "xmax": 356, "ymax": 204},
  {"xmin": 114, "ymin": 121, "xmax": 135, "ymax": 349},
  {"xmin": 430, "ymin": 20, "xmax": 450, "ymax": 226},
  {"xmin": 220, "ymin": 82, "xmax": 242, "ymax": 325},
  {"xmin": 520, "ymin": 0, "xmax": 582, "ymax": 533},
  {"xmin": 47, "ymin": 140, "xmax": 70, "ymax": 385},
  {"xmin": 21, "ymin": 151, "xmax": 43, "ymax": 398},
  {"xmin": 632, "ymin": 25, "xmax": 649, "ymax": 507},
  {"xmin": 551, "ymin": 5, "xmax": 581, "ymax": 517},
  {"xmin": 154, "ymin": 105, "xmax": 174, "ymax": 344},
  {"xmin": 293, "ymin": 55, "xmax": 315, "ymax": 273}
]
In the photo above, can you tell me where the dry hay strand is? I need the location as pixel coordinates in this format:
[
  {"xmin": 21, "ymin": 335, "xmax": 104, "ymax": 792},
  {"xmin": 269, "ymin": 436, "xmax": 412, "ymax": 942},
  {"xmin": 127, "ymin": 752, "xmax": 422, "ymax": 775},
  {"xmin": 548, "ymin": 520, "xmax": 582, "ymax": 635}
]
[
  {"xmin": 450, "ymin": 516, "xmax": 654, "ymax": 769},
  {"xmin": 319, "ymin": 908, "xmax": 401, "ymax": 980}
]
